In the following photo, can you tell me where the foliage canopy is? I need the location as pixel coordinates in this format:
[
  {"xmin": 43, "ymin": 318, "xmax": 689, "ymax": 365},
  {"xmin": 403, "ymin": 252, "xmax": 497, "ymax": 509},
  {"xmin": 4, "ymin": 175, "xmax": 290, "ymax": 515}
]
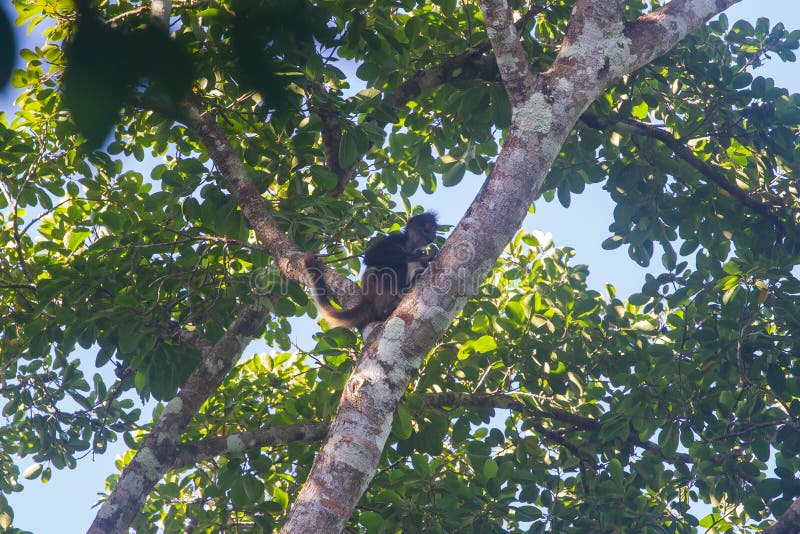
[{"xmin": 1, "ymin": 0, "xmax": 800, "ymax": 532}]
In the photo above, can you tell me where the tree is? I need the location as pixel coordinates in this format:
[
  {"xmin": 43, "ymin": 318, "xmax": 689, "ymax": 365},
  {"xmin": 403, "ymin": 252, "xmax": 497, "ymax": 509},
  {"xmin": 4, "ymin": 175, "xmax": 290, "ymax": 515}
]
[{"xmin": 1, "ymin": 0, "xmax": 800, "ymax": 532}]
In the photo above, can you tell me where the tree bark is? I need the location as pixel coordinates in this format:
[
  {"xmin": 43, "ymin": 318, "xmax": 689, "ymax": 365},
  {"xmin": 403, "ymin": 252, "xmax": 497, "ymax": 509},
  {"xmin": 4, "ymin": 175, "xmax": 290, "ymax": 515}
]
[
  {"xmin": 765, "ymin": 498, "xmax": 800, "ymax": 534},
  {"xmin": 87, "ymin": 306, "xmax": 267, "ymax": 534},
  {"xmin": 280, "ymin": 1, "xmax": 739, "ymax": 532},
  {"xmin": 85, "ymin": 1, "xmax": 741, "ymax": 532}
]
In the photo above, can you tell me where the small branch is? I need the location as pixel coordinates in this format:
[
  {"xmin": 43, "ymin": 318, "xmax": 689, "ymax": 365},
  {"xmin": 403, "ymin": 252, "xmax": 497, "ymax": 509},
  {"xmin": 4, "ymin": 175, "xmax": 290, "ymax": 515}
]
[
  {"xmin": 106, "ymin": 5, "xmax": 149, "ymax": 24},
  {"xmin": 307, "ymin": 83, "xmax": 349, "ymax": 196},
  {"xmin": 479, "ymin": 0, "xmax": 536, "ymax": 104},
  {"xmin": 423, "ymin": 391, "xmax": 755, "ymax": 482},
  {"xmin": 0, "ymin": 181, "xmax": 34, "ymax": 285},
  {"xmin": 581, "ymin": 113, "xmax": 785, "ymax": 227},
  {"xmin": 318, "ymin": 107, "xmax": 347, "ymax": 195},
  {"xmin": 106, "ymin": 0, "xmax": 208, "ymax": 26},
  {"xmin": 422, "ymin": 391, "xmax": 601, "ymax": 430},
  {"xmin": 167, "ymin": 391, "xmax": 758, "ymax": 488},
  {"xmin": 0, "ymin": 281, "xmax": 35, "ymax": 290},
  {"xmin": 164, "ymin": 228, "xmax": 269, "ymax": 254},
  {"xmin": 19, "ymin": 197, "xmax": 76, "ymax": 236},
  {"xmin": 172, "ymin": 422, "xmax": 330, "ymax": 470},
  {"xmin": 531, "ymin": 420, "xmax": 591, "ymax": 460},
  {"xmin": 316, "ymin": 5, "xmax": 544, "ymax": 195}
]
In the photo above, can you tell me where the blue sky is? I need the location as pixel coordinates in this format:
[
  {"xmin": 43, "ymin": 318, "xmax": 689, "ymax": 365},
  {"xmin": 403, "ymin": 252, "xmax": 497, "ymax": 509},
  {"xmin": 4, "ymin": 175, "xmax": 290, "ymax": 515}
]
[{"xmin": 3, "ymin": 2, "xmax": 800, "ymax": 532}]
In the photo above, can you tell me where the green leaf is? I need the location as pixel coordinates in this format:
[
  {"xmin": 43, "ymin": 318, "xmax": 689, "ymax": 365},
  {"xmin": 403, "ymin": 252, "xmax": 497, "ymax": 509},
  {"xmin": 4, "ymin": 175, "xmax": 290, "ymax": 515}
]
[
  {"xmin": 516, "ymin": 505, "xmax": 542, "ymax": 521},
  {"xmin": 392, "ymin": 403, "xmax": 413, "ymax": 440},
  {"xmin": 338, "ymin": 129, "xmax": 358, "ymax": 167},
  {"xmin": 230, "ymin": 478, "xmax": 249, "ymax": 507},
  {"xmin": 244, "ymin": 475, "xmax": 265, "ymax": 502},
  {"xmin": 22, "ymin": 463, "xmax": 43, "ymax": 480},
  {"xmin": 631, "ymin": 101, "xmax": 649, "ymax": 119},
  {"xmin": 490, "ymin": 83, "xmax": 512, "ymax": 128},
  {"xmin": 630, "ymin": 319, "xmax": 656, "ymax": 332},
  {"xmin": 657, "ymin": 424, "xmax": 679, "ymax": 456},
  {"xmin": 731, "ymin": 72, "xmax": 753, "ymax": 89},
  {"xmin": 757, "ymin": 478, "xmax": 781, "ymax": 499},
  {"xmin": 556, "ymin": 181, "xmax": 571, "ymax": 208},
  {"xmin": 601, "ymin": 235, "xmax": 625, "ymax": 250},
  {"xmin": 66, "ymin": 229, "xmax": 90, "ymax": 251},
  {"xmin": 722, "ymin": 261, "xmax": 741, "ymax": 274},
  {"xmin": 766, "ymin": 364, "xmax": 786, "ymax": 394},
  {"xmin": 600, "ymin": 416, "xmax": 629, "ymax": 442},
  {"xmin": 482, "ymin": 458, "xmax": 499, "ymax": 479},
  {"xmin": 360, "ymin": 511, "xmax": 384, "ymax": 530},
  {"xmin": 753, "ymin": 439, "xmax": 770, "ymax": 462},
  {"xmin": 442, "ymin": 161, "xmax": 466, "ymax": 186},
  {"xmin": 310, "ymin": 165, "xmax": 338, "ymax": 190},
  {"xmin": 472, "ymin": 335, "xmax": 497, "ymax": 353},
  {"xmin": 411, "ymin": 454, "xmax": 430, "ymax": 477},
  {"xmin": 755, "ymin": 17, "xmax": 769, "ymax": 39},
  {"xmin": 117, "ymin": 327, "xmax": 140, "ymax": 354},
  {"xmin": 505, "ymin": 301, "xmax": 525, "ymax": 323},
  {"xmin": 607, "ymin": 458, "xmax": 624, "ymax": 481},
  {"xmin": 273, "ymin": 486, "xmax": 289, "ymax": 509},
  {"xmin": 722, "ymin": 285, "xmax": 739, "ymax": 304}
]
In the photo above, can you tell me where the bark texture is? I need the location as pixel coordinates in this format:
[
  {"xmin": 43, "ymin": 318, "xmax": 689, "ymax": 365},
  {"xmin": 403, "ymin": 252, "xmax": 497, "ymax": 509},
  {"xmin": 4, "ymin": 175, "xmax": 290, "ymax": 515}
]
[
  {"xmin": 280, "ymin": 0, "xmax": 739, "ymax": 532},
  {"xmin": 766, "ymin": 498, "xmax": 800, "ymax": 534},
  {"xmin": 87, "ymin": 307, "xmax": 267, "ymax": 534},
  {"xmin": 87, "ymin": 1, "xmax": 741, "ymax": 533}
]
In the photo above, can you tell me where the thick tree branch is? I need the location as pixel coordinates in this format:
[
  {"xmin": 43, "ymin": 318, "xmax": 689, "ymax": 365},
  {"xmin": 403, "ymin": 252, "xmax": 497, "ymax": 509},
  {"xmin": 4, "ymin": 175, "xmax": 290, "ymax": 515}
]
[
  {"xmin": 87, "ymin": 305, "xmax": 268, "ymax": 534},
  {"xmin": 422, "ymin": 391, "xmax": 600, "ymax": 429},
  {"xmin": 624, "ymin": 0, "xmax": 741, "ymax": 74},
  {"xmin": 175, "ymin": 326, "xmax": 213, "ymax": 353},
  {"xmin": 0, "ymin": 282, "xmax": 35, "ymax": 290},
  {"xmin": 559, "ymin": 0, "xmax": 625, "ymax": 60},
  {"xmin": 316, "ymin": 45, "xmax": 499, "ymax": 197},
  {"xmin": 137, "ymin": 92, "xmax": 363, "ymax": 317},
  {"xmin": 178, "ymin": 100, "xmax": 363, "ymax": 309},
  {"xmin": 378, "ymin": 6, "xmax": 542, "ymax": 117},
  {"xmin": 766, "ymin": 498, "xmax": 800, "ymax": 534},
  {"xmin": 281, "ymin": 1, "xmax": 742, "ymax": 530},
  {"xmin": 179, "ymin": 102, "xmax": 304, "ymax": 279}
]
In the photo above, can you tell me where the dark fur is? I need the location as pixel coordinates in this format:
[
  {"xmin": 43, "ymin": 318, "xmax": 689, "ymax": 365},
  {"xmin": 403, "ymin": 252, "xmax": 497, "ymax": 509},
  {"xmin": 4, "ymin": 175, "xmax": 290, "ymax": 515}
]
[{"xmin": 304, "ymin": 212, "xmax": 439, "ymax": 329}]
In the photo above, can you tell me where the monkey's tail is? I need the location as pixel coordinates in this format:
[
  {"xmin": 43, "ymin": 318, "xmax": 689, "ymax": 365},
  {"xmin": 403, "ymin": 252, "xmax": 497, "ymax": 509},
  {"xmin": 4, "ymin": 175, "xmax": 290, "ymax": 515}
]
[{"xmin": 303, "ymin": 252, "xmax": 375, "ymax": 329}]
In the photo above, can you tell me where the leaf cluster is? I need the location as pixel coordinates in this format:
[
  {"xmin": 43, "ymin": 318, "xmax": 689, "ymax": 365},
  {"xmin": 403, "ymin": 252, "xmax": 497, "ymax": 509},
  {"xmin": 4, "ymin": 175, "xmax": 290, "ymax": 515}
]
[{"xmin": 1, "ymin": 0, "xmax": 800, "ymax": 532}]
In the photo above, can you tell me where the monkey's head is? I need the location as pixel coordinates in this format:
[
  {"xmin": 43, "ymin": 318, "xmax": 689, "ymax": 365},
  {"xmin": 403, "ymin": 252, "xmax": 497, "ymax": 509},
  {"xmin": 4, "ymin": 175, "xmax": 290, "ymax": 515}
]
[{"xmin": 406, "ymin": 211, "xmax": 439, "ymax": 247}]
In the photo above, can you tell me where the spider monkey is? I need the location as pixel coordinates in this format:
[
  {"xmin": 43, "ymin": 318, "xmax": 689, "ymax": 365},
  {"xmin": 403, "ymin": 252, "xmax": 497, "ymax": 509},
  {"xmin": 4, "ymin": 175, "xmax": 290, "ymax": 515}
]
[{"xmin": 303, "ymin": 212, "xmax": 439, "ymax": 329}]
